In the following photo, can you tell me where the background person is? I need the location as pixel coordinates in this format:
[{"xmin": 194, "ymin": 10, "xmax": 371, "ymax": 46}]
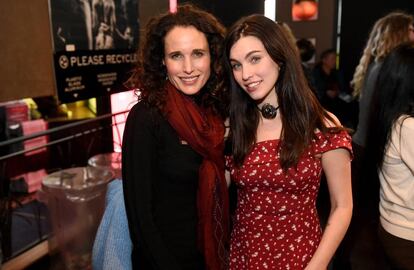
[
  {"xmin": 336, "ymin": 12, "xmax": 414, "ymax": 269},
  {"xmin": 364, "ymin": 43, "xmax": 414, "ymax": 270},
  {"xmin": 352, "ymin": 11, "xmax": 414, "ymax": 151},
  {"xmin": 312, "ymin": 49, "xmax": 355, "ymax": 128},
  {"xmin": 296, "ymin": 38, "xmax": 316, "ymax": 95}
]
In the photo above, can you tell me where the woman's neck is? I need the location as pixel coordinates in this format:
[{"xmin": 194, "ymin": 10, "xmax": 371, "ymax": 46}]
[{"xmin": 257, "ymin": 90, "xmax": 278, "ymax": 110}]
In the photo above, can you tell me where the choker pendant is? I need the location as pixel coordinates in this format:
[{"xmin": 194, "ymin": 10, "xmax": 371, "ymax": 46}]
[{"xmin": 260, "ymin": 103, "xmax": 279, "ymax": 119}]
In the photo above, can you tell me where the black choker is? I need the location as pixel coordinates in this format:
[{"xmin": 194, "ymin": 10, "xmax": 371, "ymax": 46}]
[{"xmin": 259, "ymin": 103, "xmax": 279, "ymax": 119}]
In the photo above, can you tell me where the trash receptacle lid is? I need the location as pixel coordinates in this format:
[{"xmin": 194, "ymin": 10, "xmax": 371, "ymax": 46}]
[
  {"xmin": 88, "ymin": 152, "xmax": 121, "ymax": 171},
  {"xmin": 42, "ymin": 167, "xmax": 113, "ymax": 190}
]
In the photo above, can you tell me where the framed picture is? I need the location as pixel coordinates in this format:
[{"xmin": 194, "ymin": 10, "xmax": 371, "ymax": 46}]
[
  {"xmin": 48, "ymin": 0, "xmax": 140, "ymax": 102},
  {"xmin": 292, "ymin": 0, "xmax": 319, "ymax": 21}
]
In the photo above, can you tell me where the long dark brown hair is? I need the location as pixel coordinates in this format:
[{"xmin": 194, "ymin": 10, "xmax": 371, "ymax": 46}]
[
  {"xmin": 362, "ymin": 42, "xmax": 414, "ymax": 211},
  {"xmin": 222, "ymin": 15, "xmax": 338, "ymax": 169},
  {"xmin": 128, "ymin": 4, "xmax": 227, "ymax": 117},
  {"xmin": 366, "ymin": 42, "xmax": 414, "ymax": 171}
]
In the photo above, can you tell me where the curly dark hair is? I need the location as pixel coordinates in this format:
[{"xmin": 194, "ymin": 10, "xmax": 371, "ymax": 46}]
[{"xmin": 129, "ymin": 4, "xmax": 227, "ymax": 117}]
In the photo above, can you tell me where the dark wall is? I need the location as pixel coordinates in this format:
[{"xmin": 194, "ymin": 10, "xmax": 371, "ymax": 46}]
[
  {"xmin": 137, "ymin": 0, "xmax": 263, "ymax": 50},
  {"xmin": 140, "ymin": 0, "xmax": 168, "ymax": 32},
  {"xmin": 339, "ymin": 0, "xmax": 414, "ymax": 86},
  {"xmin": 276, "ymin": 0, "xmax": 338, "ymax": 62},
  {"xmin": 187, "ymin": 0, "xmax": 264, "ymax": 27},
  {"xmin": 0, "ymin": 0, "xmax": 55, "ymax": 102}
]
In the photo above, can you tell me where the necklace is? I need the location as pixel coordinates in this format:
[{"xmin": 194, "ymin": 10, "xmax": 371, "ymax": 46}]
[{"xmin": 259, "ymin": 103, "xmax": 279, "ymax": 119}]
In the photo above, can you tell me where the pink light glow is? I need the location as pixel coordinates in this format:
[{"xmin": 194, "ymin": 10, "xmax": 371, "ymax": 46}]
[
  {"xmin": 169, "ymin": 0, "xmax": 177, "ymax": 13},
  {"xmin": 110, "ymin": 90, "xmax": 137, "ymax": 152}
]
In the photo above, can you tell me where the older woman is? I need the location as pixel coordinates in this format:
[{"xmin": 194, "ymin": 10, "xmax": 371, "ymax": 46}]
[{"xmin": 122, "ymin": 4, "xmax": 228, "ymax": 270}]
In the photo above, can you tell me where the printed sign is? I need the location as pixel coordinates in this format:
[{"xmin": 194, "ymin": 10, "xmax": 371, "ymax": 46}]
[
  {"xmin": 53, "ymin": 49, "xmax": 137, "ymax": 102},
  {"xmin": 49, "ymin": 0, "xmax": 139, "ymax": 102}
]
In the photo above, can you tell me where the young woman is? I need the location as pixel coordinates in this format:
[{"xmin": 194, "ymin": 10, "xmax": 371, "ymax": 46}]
[
  {"xmin": 342, "ymin": 13, "xmax": 414, "ymax": 268},
  {"xmin": 222, "ymin": 15, "xmax": 353, "ymax": 269},
  {"xmin": 365, "ymin": 43, "xmax": 414, "ymax": 270},
  {"xmin": 122, "ymin": 5, "xmax": 229, "ymax": 270}
]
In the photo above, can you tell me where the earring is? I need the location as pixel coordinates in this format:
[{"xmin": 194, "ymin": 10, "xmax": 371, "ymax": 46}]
[{"xmin": 278, "ymin": 63, "xmax": 283, "ymax": 71}]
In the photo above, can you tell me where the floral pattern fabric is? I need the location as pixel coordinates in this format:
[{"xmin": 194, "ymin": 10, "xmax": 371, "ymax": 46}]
[{"xmin": 227, "ymin": 131, "xmax": 352, "ymax": 269}]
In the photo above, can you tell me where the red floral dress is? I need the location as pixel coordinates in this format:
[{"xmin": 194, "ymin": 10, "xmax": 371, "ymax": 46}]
[{"xmin": 226, "ymin": 131, "xmax": 352, "ymax": 270}]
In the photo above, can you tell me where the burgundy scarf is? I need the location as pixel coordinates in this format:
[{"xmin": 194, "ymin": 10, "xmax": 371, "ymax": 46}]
[{"xmin": 164, "ymin": 82, "xmax": 229, "ymax": 270}]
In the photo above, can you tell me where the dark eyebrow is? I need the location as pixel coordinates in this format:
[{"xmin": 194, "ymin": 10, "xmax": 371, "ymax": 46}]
[
  {"xmin": 229, "ymin": 50, "xmax": 262, "ymax": 62},
  {"xmin": 166, "ymin": 48, "xmax": 208, "ymax": 57},
  {"xmin": 167, "ymin": 51, "xmax": 181, "ymax": 56},
  {"xmin": 193, "ymin": 48, "xmax": 208, "ymax": 53}
]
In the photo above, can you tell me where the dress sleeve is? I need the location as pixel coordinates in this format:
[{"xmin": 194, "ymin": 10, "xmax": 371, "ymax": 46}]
[
  {"xmin": 314, "ymin": 130, "xmax": 353, "ymax": 159},
  {"xmin": 122, "ymin": 102, "xmax": 180, "ymax": 270},
  {"xmin": 225, "ymin": 155, "xmax": 233, "ymax": 170}
]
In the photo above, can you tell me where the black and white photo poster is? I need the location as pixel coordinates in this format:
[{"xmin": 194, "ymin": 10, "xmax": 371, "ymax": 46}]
[{"xmin": 49, "ymin": 0, "xmax": 139, "ymax": 102}]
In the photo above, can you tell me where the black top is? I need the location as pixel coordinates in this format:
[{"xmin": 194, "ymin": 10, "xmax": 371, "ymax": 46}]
[
  {"xmin": 122, "ymin": 101, "xmax": 205, "ymax": 270},
  {"xmin": 312, "ymin": 65, "xmax": 353, "ymax": 125},
  {"xmin": 352, "ymin": 61, "xmax": 382, "ymax": 147},
  {"xmin": 312, "ymin": 65, "xmax": 346, "ymax": 102}
]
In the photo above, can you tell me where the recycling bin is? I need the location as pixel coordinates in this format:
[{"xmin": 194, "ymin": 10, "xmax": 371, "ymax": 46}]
[
  {"xmin": 39, "ymin": 166, "xmax": 113, "ymax": 269},
  {"xmin": 88, "ymin": 152, "xmax": 122, "ymax": 180}
]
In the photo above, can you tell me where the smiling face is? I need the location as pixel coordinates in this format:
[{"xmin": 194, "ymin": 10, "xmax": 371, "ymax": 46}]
[
  {"xmin": 229, "ymin": 35, "xmax": 280, "ymax": 105},
  {"xmin": 163, "ymin": 26, "xmax": 211, "ymax": 95}
]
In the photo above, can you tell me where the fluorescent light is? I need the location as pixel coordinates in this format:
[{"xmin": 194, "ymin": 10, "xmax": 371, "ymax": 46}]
[{"xmin": 264, "ymin": 0, "xmax": 276, "ymax": 21}]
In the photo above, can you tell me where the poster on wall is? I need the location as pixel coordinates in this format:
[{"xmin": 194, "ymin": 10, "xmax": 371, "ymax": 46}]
[
  {"xmin": 49, "ymin": 0, "xmax": 139, "ymax": 103},
  {"xmin": 292, "ymin": 0, "xmax": 319, "ymax": 22}
]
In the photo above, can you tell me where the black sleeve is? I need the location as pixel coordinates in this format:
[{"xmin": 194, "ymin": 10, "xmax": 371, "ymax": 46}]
[{"xmin": 122, "ymin": 102, "xmax": 180, "ymax": 270}]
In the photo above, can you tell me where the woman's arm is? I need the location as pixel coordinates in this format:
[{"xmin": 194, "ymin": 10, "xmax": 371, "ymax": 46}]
[
  {"xmin": 400, "ymin": 117, "xmax": 414, "ymax": 174},
  {"xmin": 305, "ymin": 147, "xmax": 353, "ymax": 270}
]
